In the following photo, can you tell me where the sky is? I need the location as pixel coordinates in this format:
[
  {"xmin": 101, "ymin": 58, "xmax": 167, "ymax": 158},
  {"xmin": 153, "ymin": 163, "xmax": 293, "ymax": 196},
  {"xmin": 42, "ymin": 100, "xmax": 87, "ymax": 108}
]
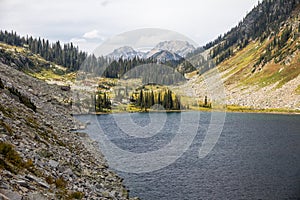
[{"xmin": 0, "ymin": 0, "xmax": 259, "ymax": 53}]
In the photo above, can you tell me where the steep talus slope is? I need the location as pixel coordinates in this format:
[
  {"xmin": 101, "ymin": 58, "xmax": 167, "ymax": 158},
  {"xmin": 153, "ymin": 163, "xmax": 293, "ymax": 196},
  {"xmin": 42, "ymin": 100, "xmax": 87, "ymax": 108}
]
[{"xmin": 0, "ymin": 62, "xmax": 135, "ymax": 199}]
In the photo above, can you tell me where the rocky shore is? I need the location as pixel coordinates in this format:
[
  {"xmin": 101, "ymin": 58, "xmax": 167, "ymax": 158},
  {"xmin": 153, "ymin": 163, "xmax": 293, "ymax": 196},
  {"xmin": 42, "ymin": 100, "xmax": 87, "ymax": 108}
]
[{"xmin": 0, "ymin": 62, "xmax": 137, "ymax": 200}]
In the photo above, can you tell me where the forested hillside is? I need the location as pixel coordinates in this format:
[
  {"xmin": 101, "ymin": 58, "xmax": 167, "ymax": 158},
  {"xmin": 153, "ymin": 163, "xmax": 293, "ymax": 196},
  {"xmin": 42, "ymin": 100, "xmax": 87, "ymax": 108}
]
[
  {"xmin": 218, "ymin": 0, "xmax": 299, "ymax": 63},
  {"xmin": 0, "ymin": 31, "xmax": 87, "ymax": 71},
  {"xmin": 0, "ymin": 30, "xmax": 194, "ymax": 85},
  {"xmin": 191, "ymin": 0, "xmax": 300, "ymax": 66}
]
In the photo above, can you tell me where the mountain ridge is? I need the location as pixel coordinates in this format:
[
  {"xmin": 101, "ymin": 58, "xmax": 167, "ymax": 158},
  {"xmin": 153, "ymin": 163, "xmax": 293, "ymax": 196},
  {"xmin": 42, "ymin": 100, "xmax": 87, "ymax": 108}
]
[
  {"xmin": 106, "ymin": 40, "xmax": 195, "ymax": 60},
  {"xmin": 107, "ymin": 46, "xmax": 145, "ymax": 60}
]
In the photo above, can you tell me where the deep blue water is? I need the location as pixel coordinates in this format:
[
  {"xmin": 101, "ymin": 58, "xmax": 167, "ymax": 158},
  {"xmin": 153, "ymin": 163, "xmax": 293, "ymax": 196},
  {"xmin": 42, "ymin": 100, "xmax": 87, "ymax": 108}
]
[{"xmin": 76, "ymin": 112, "xmax": 300, "ymax": 199}]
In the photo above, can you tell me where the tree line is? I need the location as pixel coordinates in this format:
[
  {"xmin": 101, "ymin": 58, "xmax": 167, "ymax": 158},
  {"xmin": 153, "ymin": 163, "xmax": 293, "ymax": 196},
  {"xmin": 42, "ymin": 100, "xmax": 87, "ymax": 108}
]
[
  {"xmin": 0, "ymin": 30, "xmax": 87, "ymax": 71},
  {"xmin": 81, "ymin": 56, "xmax": 189, "ymax": 85},
  {"xmin": 0, "ymin": 30, "xmax": 194, "ymax": 81},
  {"xmin": 131, "ymin": 89, "xmax": 181, "ymax": 110}
]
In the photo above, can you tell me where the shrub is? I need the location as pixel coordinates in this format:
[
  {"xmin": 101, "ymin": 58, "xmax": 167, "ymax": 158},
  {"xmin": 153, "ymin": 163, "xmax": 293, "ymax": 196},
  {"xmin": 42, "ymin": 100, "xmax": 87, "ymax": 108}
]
[
  {"xmin": 0, "ymin": 121, "xmax": 13, "ymax": 135},
  {"xmin": 45, "ymin": 175, "xmax": 55, "ymax": 184},
  {"xmin": 55, "ymin": 177, "xmax": 67, "ymax": 189},
  {"xmin": 0, "ymin": 142, "xmax": 23, "ymax": 172},
  {"xmin": 24, "ymin": 158, "xmax": 34, "ymax": 168},
  {"xmin": 69, "ymin": 191, "xmax": 84, "ymax": 199}
]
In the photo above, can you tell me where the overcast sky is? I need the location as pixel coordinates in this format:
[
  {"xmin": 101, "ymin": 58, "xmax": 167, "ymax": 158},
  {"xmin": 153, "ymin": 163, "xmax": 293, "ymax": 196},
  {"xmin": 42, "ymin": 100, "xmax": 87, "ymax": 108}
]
[{"xmin": 0, "ymin": 0, "xmax": 259, "ymax": 53}]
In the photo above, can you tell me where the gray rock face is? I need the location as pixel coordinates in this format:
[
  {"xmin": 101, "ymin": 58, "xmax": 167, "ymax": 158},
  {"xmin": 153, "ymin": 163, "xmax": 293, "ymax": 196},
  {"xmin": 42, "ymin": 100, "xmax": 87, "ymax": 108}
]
[
  {"xmin": 49, "ymin": 160, "xmax": 59, "ymax": 168},
  {"xmin": 0, "ymin": 62, "xmax": 137, "ymax": 199},
  {"xmin": 107, "ymin": 46, "xmax": 145, "ymax": 60},
  {"xmin": 149, "ymin": 40, "xmax": 196, "ymax": 57}
]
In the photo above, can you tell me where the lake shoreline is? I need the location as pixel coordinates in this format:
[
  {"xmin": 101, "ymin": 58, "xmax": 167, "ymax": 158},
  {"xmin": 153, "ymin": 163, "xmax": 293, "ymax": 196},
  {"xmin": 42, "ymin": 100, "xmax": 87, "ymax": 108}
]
[{"xmin": 72, "ymin": 107, "xmax": 300, "ymax": 116}]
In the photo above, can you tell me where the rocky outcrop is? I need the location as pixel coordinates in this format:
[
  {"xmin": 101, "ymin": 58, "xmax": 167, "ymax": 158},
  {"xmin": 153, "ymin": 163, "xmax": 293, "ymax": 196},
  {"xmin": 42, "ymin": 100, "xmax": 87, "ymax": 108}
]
[{"xmin": 0, "ymin": 62, "xmax": 137, "ymax": 199}]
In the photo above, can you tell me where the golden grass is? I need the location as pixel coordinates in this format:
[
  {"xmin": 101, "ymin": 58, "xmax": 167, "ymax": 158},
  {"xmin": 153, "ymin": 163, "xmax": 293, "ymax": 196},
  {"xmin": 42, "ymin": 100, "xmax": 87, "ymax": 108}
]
[
  {"xmin": 295, "ymin": 85, "xmax": 300, "ymax": 94},
  {"xmin": 226, "ymin": 105, "xmax": 299, "ymax": 114}
]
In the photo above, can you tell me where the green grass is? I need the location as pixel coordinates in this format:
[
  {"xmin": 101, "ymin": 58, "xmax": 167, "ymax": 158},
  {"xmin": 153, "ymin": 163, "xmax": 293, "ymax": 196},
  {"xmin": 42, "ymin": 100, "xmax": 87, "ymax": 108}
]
[{"xmin": 220, "ymin": 41, "xmax": 263, "ymax": 79}]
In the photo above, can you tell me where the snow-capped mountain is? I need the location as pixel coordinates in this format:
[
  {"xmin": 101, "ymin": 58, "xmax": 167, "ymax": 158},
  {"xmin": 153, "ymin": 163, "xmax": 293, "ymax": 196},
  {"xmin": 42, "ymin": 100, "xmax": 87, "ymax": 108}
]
[
  {"xmin": 147, "ymin": 40, "xmax": 195, "ymax": 58},
  {"xmin": 150, "ymin": 50, "xmax": 183, "ymax": 62},
  {"xmin": 107, "ymin": 46, "xmax": 145, "ymax": 60},
  {"xmin": 106, "ymin": 40, "xmax": 195, "ymax": 61}
]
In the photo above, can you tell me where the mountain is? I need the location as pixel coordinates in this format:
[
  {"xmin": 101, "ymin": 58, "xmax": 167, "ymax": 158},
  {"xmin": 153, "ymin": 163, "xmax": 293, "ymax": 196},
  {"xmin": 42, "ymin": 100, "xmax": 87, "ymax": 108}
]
[
  {"xmin": 149, "ymin": 50, "xmax": 183, "ymax": 62},
  {"xmin": 179, "ymin": 0, "xmax": 300, "ymax": 112},
  {"xmin": 147, "ymin": 40, "xmax": 195, "ymax": 58},
  {"xmin": 107, "ymin": 46, "xmax": 145, "ymax": 60},
  {"xmin": 0, "ymin": 0, "xmax": 299, "ymax": 113},
  {"xmin": 190, "ymin": 0, "xmax": 300, "ymax": 66},
  {"xmin": 106, "ymin": 40, "xmax": 195, "ymax": 61}
]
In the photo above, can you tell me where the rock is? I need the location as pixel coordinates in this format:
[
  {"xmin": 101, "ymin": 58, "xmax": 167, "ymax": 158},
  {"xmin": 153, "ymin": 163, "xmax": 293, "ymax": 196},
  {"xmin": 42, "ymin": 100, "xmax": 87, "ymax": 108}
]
[
  {"xmin": 0, "ymin": 193, "xmax": 10, "ymax": 200},
  {"xmin": 63, "ymin": 168, "xmax": 74, "ymax": 176},
  {"xmin": 26, "ymin": 192, "xmax": 48, "ymax": 200},
  {"xmin": 0, "ymin": 62, "xmax": 135, "ymax": 199},
  {"xmin": 25, "ymin": 175, "xmax": 36, "ymax": 182},
  {"xmin": 76, "ymin": 132, "xmax": 89, "ymax": 137},
  {"xmin": 19, "ymin": 186, "xmax": 29, "ymax": 193},
  {"xmin": 37, "ymin": 181, "xmax": 50, "ymax": 189},
  {"xmin": 0, "ymin": 183, "xmax": 9, "ymax": 190},
  {"xmin": 0, "ymin": 189, "xmax": 22, "ymax": 200},
  {"xmin": 49, "ymin": 160, "xmax": 59, "ymax": 168},
  {"xmin": 16, "ymin": 180, "xmax": 29, "ymax": 188}
]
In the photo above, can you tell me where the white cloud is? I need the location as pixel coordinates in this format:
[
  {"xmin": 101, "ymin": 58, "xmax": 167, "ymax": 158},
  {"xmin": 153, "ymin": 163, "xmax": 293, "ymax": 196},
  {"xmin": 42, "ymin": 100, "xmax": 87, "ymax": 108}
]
[
  {"xmin": 83, "ymin": 30, "xmax": 102, "ymax": 39},
  {"xmin": 70, "ymin": 38, "xmax": 86, "ymax": 43},
  {"xmin": 0, "ymin": 0, "xmax": 260, "ymax": 53},
  {"xmin": 70, "ymin": 33, "xmax": 105, "ymax": 53}
]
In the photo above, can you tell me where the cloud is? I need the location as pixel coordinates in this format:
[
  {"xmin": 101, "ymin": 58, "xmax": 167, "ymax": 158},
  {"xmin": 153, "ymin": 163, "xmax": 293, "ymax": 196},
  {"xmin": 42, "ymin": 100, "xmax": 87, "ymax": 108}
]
[
  {"xmin": 70, "ymin": 37, "xmax": 86, "ymax": 43},
  {"xmin": 83, "ymin": 30, "xmax": 102, "ymax": 39},
  {"xmin": 0, "ymin": 0, "xmax": 260, "ymax": 53},
  {"xmin": 70, "ymin": 33, "xmax": 105, "ymax": 53},
  {"xmin": 71, "ymin": 30, "xmax": 106, "ymax": 52},
  {"xmin": 101, "ymin": 0, "xmax": 109, "ymax": 6},
  {"xmin": 92, "ymin": 28, "xmax": 198, "ymax": 57}
]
